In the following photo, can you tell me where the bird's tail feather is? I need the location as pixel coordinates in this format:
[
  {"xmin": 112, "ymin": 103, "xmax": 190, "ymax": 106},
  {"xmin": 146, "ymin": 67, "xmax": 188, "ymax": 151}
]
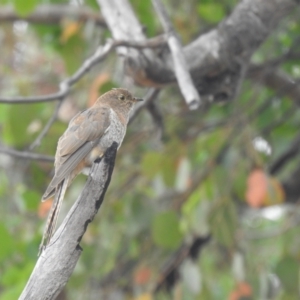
[{"xmin": 38, "ymin": 177, "xmax": 69, "ymax": 256}]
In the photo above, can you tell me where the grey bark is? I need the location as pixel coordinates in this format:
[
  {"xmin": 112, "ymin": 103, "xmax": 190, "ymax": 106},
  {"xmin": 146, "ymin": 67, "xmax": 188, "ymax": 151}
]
[
  {"xmin": 98, "ymin": 0, "xmax": 298, "ymax": 102},
  {"xmin": 19, "ymin": 142, "xmax": 118, "ymax": 300}
]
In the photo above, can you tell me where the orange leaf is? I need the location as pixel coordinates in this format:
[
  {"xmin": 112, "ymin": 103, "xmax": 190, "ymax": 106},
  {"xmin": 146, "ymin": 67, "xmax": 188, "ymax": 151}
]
[
  {"xmin": 238, "ymin": 281, "xmax": 252, "ymax": 296},
  {"xmin": 88, "ymin": 73, "xmax": 111, "ymax": 107},
  {"xmin": 246, "ymin": 169, "xmax": 267, "ymax": 208},
  {"xmin": 228, "ymin": 281, "xmax": 252, "ymax": 300},
  {"xmin": 134, "ymin": 293, "xmax": 152, "ymax": 300},
  {"xmin": 245, "ymin": 169, "xmax": 285, "ymax": 207},
  {"xmin": 133, "ymin": 266, "xmax": 152, "ymax": 285},
  {"xmin": 228, "ymin": 290, "xmax": 240, "ymax": 300},
  {"xmin": 38, "ymin": 199, "xmax": 53, "ymax": 218},
  {"xmin": 265, "ymin": 177, "xmax": 285, "ymax": 206},
  {"xmin": 60, "ymin": 21, "xmax": 81, "ymax": 43}
]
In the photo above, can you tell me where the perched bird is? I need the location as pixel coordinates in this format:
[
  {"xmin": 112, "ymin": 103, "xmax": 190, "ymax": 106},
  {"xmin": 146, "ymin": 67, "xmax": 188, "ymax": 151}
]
[{"xmin": 39, "ymin": 88, "xmax": 143, "ymax": 254}]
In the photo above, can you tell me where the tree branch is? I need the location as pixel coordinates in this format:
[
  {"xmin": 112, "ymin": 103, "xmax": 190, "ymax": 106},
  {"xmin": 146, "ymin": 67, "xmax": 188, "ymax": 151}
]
[
  {"xmin": 152, "ymin": 0, "xmax": 201, "ymax": 110},
  {"xmin": 29, "ymin": 100, "xmax": 63, "ymax": 150},
  {"xmin": 269, "ymin": 135, "xmax": 300, "ymax": 175},
  {"xmin": 98, "ymin": 0, "xmax": 298, "ymax": 102},
  {"xmin": 129, "ymin": 88, "xmax": 160, "ymax": 123},
  {"xmin": 0, "ymin": 5, "xmax": 106, "ymax": 27},
  {"xmin": 0, "ymin": 38, "xmax": 166, "ymax": 104},
  {"xmin": 0, "ymin": 146, "xmax": 54, "ymax": 162},
  {"xmin": 247, "ymin": 64, "xmax": 300, "ymax": 105},
  {"xmin": 19, "ymin": 142, "xmax": 118, "ymax": 300}
]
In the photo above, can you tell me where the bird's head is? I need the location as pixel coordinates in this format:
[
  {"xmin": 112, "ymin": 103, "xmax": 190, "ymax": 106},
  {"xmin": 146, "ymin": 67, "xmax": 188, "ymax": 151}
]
[{"xmin": 97, "ymin": 88, "xmax": 143, "ymax": 113}]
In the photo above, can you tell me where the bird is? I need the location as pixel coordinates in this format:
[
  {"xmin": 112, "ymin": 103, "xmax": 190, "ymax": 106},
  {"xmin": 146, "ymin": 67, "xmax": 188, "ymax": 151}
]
[{"xmin": 39, "ymin": 88, "xmax": 143, "ymax": 255}]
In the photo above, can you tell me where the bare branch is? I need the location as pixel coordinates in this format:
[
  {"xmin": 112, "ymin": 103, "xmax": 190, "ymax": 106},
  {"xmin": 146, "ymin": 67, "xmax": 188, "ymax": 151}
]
[
  {"xmin": 146, "ymin": 101, "xmax": 164, "ymax": 140},
  {"xmin": 129, "ymin": 88, "xmax": 160, "ymax": 123},
  {"xmin": 247, "ymin": 64, "xmax": 300, "ymax": 105},
  {"xmin": 19, "ymin": 142, "xmax": 118, "ymax": 300},
  {"xmin": 269, "ymin": 133, "xmax": 300, "ymax": 175},
  {"xmin": 0, "ymin": 5, "xmax": 106, "ymax": 27},
  {"xmin": 152, "ymin": 0, "xmax": 200, "ymax": 110},
  {"xmin": 99, "ymin": 0, "xmax": 298, "ymax": 102},
  {"xmin": 29, "ymin": 101, "xmax": 63, "ymax": 150},
  {"xmin": 0, "ymin": 38, "xmax": 166, "ymax": 104},
  {"xmin": 0, "ymin": 146, "xmax": 54, "ymax": 162}
]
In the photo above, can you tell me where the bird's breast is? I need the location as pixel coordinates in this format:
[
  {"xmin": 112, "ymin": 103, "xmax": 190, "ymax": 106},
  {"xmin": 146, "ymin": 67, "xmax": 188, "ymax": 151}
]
[{"xmin": 85, "ymin": 109, "xmax": 127, "ymax": 167}]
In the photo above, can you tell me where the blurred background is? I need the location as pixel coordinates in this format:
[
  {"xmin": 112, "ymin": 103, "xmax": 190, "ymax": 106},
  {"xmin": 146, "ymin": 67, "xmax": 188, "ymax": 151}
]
[{"xmin": 0, "ymin": 0, "xmax": 300, "ymax": 299}]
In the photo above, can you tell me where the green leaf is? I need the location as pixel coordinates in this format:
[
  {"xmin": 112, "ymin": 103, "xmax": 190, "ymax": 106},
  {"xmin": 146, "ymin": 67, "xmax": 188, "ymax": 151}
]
[
  {"xmin": 0, "ymin": 261, "xmax": 35, "ymax": 300},
  {"xmin": 152, "ymin": 211, "xmax": 183, "ymax": 249},
  {"xmin": 22, "ymin": 189, "xmax": 40, "ymax": 211},
  {"xmin": 141, "ymin": 152, "xmax": 162, "ymax": 179},
  {"xmin": 59, "ymin": 35, "xmax": 85, "ymax": 74},
  {"xmin": 0, "ymin": 286, "xmax": 24, "ymax": 300},
  {"xmin": 0, "ymin": 224, "xmax": 14, "ymax": 261},
  {"xmin": 275, "ymin": 256, "xmax": 299, "ymax": 293},
  {"xmin": 130, "ymin": 0, "xmax": 157, "ymax": 36},
  {"xmin": 0, "ymin": 170, "xmax": 8, "ymax": 197},
  {"xmin": 85, "ymin": 0, "xmax": 99, "ymax": 10},
  {"xmin": 0, "ymin": 104, "xmax": 9, "ymax": 122},
  {"xmin": 4, "ymin": 103, "xmax": 44, "ymax": 147},
  {"xmin": 198, "ymin": 3, "xmax": 225, "ymax": 24},
  {"xmin": 14, "ymin": 0, "xmax": 38, "ymax": 16},
  {"xmin": 1, "ymin": 261, "xmax": 34, "ymax": 286},
  {"xmin": 141, "ymin": 151, "xmax": 177, "ymax": 186},
  {"xmin": 209, "ymin": 199, "xmax": 237, "ymax": 248}
]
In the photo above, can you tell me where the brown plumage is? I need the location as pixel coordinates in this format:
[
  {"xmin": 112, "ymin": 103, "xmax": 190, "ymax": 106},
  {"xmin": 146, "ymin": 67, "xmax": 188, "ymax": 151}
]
[{"xmin": 39, "ymin": 88, "xmax": 142, "ymax": 255}]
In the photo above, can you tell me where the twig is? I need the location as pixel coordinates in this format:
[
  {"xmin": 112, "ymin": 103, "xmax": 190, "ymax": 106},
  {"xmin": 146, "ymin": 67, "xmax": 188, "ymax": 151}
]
[
  {"xmin": 129, "ymin": 88, "xmax": 160, "ymax": 123},
  {"xmin": 247, "ymin": 65, "xmax": 300, "ymax": 105},
  {"xmin": 0, "ymin": 4, "xmax": 106, "ymax": 27},
  {"xmin": 269, "ymin": 133, "xmax": 300, "ymax": 175},
  {"xmin": 155, "ymin": 236, "xmax": 211, "ymax": 292},
  {"xmin": 29, "ymin": 100, "xmax": 63, "ymax": 150},
  {"xmin": 0, "ymin": 146, "xmax": 54, "ymax": 162},
  {"xmin": 19, "ymin": 142, "xmax": 118, "ymax": 300},
  {"xmin": 147, "ymin": 101, "xmax": 164, "ymax": 139},
  {"xmin": 151, "ymin": 0, "xmax": 200, "ymax": 110},
  {"xmin": 261, "ymin": 105, "xmax": 296, "ymax": 138},
  {"xmin": 0, "ymin": 38, "xmax": 167, "ymax": 104}
]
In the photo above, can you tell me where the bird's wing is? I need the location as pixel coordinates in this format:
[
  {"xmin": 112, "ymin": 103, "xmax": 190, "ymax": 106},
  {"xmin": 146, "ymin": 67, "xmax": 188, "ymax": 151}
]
[{"xmin": 42, "ymin": 106, "xmax": 111, "ymax": 200}]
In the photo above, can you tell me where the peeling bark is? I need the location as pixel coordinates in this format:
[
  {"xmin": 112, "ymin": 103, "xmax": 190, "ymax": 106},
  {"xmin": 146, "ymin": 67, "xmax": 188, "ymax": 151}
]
[{"xmin": 19, "ymin": 143, "xmax": 118, "ymax": 300}]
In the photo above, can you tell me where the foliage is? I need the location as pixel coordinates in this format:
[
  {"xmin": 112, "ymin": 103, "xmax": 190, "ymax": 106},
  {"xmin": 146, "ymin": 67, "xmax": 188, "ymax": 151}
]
[{"xmin": 0, "ymin": 0, "xmax": 300, "ymax": 299}]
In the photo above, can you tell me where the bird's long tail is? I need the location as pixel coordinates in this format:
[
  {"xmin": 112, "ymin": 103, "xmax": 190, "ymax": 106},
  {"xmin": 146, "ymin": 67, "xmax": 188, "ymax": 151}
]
[{"xmin": 38, "ymin": 177, "xmax": 69, "ymax": 256}]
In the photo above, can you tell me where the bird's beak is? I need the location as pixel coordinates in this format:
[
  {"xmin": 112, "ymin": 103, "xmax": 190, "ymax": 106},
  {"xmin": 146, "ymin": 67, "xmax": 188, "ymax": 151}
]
[{"xmin": 134, "ymin": 97, "xmax": 143, "ymax": 102}]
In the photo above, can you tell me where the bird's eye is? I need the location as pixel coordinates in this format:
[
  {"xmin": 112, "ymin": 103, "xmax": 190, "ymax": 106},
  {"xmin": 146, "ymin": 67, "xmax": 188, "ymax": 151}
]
[{"xmin": 118, "ymin": 94, "xmax": 125, "ymax": 101}]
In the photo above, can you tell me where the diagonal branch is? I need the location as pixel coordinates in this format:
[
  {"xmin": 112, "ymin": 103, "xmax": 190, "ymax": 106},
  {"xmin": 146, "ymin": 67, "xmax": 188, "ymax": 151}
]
[
  {"xmin": 269, "ymin": 133, "xmax": 300, "ymax": 175},
  {"xmin": 29, "ymin": 100, "xmax": 63, "ymax": 150},
  {"xmin": 152, "ymin": 0, "xmax": 201, "ymax": 110},
  {"xmin": 0, "ymin": 37, "xmax": 167, "ymax": 104},
  {"xmin": 19, "ymin": 142, "xmax": 118, "ymax": 300}
]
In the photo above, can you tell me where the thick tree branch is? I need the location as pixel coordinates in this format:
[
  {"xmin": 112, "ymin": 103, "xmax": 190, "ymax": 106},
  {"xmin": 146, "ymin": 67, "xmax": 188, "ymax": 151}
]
[
  {"xmin": 98, "ymin": 0, "xmax": 298, "ymax": 102},
  {"xmin": 19, "ymin": 142, "xmax": 118, "ymax": 300},
  {"xmin": 0, "ymin": 5, "xmax": 106, "ymax": 27}
]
